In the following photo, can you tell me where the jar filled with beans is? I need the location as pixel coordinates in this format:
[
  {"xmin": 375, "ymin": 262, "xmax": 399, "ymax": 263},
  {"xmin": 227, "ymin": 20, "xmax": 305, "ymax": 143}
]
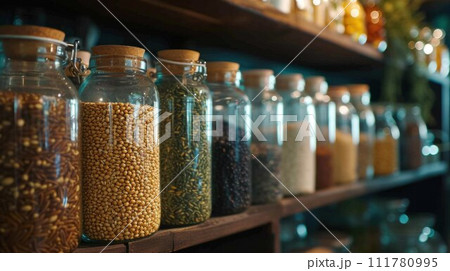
[
  {"xmin": 79, "ymin": 45, "xmax": 160, "ymax": 242},
  {"xmin": 156, "ymin": 49, "xmax": 212, "ymax": 227},
  {"xmin": 0, "ymin": 25, "xmax": 82, "ymax": 252}
]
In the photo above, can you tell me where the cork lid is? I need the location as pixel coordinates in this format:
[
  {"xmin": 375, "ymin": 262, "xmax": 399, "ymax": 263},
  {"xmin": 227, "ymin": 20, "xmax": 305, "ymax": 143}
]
[
  {"xmin": 347, "ymin": 84, "xmax": 369, "ymax": 95},
  {"xmin": 276, "ymin": 73, "xmax": 304, "ymax": 91},
  {"xmin": 305, "ymin": 76, "xmax": 327, "ymax": 94},
  {"xmin": 327, "ymin": 86, "xmax": 349, "ymax": 97},
  {"xmin": 0, "ymin": 25, "xmax": 65, "ymax": 41},
  {"xmin": 207, "ymin": 61, "xmax": 239, "ymax": 72},
  {"xmin": 157, "ymin": 49, "xmax": 200, "ymax": 62},
  {"xmin": 92, "ymin": 45, "xmax": 145, "ymax": 57},
  {"xmin": 242, "ymin": 69, "xmax": 274, "ymax": 88}
]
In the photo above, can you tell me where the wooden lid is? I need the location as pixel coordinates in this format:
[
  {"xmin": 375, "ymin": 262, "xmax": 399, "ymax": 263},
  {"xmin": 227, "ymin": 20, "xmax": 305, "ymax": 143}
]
[
  {"xmin": 0, "ymin": 25, "xmax": 65, "ymax": 41},
  {"xmin": 347, "ymin": 84, "xmax": 369, "ymax": 95},
  {"xmin": 157, "ymin": 49, "xmax": 200, "ymax": 62},
  {"xmin": 242, "ymin": 69, "xmax": 273, "ymax": 78},
  {"xmin": 92, "ymin": 45, "xmax": 145, "ymax": 57},
  {"xmin": 207, "ymin": 61, "xmax": 239, "ymax": 72},
  {"xmin": 276, "ymin": 73, "xmax": 304, "ymax": 91},
  {"xmin": 242, "ymin": 69, "xmax": 274, "ymax": 88},
  {"xmin": 305, "ymin": 76, "xmax": 327, "ymax": 93},
  {"xmin": 328, "ymin": 85, "xmax": 349, "ymax": 97}
]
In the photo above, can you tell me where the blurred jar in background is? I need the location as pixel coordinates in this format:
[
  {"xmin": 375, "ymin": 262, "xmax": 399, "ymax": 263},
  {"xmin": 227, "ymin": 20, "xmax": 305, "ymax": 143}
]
[
  {"xmin": 372, "ymin": 104, "xmax": 399, "ymax": 176},
  {"xmin": 343, "ymin": 0, "xmax": 367, "ymax": 44},
  {"xmin": 313, "ymin": 0, "xmax": 328, "ymax": 27},
  {"xmin": 327, "ymin": 0, "xmax": 345, "ymax": 34},
  {"xmin": 363, "ymin": 0, "xmax": 387, "ymax": 52},
  {"xmin": 395, "ymin": 104, "xmax": 427, "ymax": 170},
  {"xmin": 294, "ymin": 0, "xmax": 314, "ymax": 23},
  {"xmin": 328, "ymin": 86, "xmax": 359, "ymax": 185},
  {"xmin": 277, "ymin": 74, "xmax": 316, "ymax": 195},
  {"xmin": 348, "ymin": 84, "xmax": 375, "ymax": 180},
  {"xmin": 305, "ymin": 77, "xmax": 336, "ymax": 190}
]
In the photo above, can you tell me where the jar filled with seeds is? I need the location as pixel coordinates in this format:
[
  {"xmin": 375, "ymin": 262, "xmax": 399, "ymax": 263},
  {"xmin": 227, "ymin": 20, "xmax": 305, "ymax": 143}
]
[
  {"xmin": 305, "ymin": 76, "xmax": 336, "ymax": 190},
  {"xmin": 79, "ymin": 45, "xmax": 160, "ymax": 242},
  {"xmin": 276, "ymin": 74, "xmax": 316, "ymax": 195},
  {"xmin": 328, "ymin": 86, "xmax": 359, "ymax": 185},
  {"xmin": 242, "ymin": 70, "xmax": 283, "ymax": 204},
  {"xmin": 0, "ymin": 25, "xmax": 81, "ymax": 252},
  {"xmin": 348, "ymin": 84, "xmax": 375, "ymax": 180},
  {"xmin": 207, "ymin": 61, "xmax": 251, "ymax": 216},
  {"xmin": 372, "ymin": 104, "xmax": 400, "ymax": 175},
  {"xmin": 395, "ymin": 104, "xmax": 427, "ymax": 170},
  {"xmin": 156, "ymin": 49, "xmax": 212, "ymax": 226}
]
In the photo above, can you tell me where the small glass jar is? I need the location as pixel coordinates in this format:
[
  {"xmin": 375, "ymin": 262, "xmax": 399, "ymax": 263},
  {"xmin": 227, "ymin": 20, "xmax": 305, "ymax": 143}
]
[
  {"xmin": 276, "ymin": 74, "xmax": 316, "ymax": 195},
  {"xmin": 328, "ymin": 86, "xmax": 359, "ymax": 184},
  {"xmin": 348, "ymin": 84, "xmax": 375, "ymax": 180},
  {"xmin": 395, "ymin": 105, "xmax": 427, "ymax": 170},
  {"xmin": 363, "ymin": 0, "xmax": 387, "ymax": 52},
  {"xmin": 305, "ymin": 77, "xmax": 336, "ymax": 190},
  {"xmin": 372, "ymin": 104, "xmax": 400, "ymax": 176},
  {"xmin": 343, "ymin": 0, "xmax": 368, "ymax": 44},
  {"xmin": 313, "ymin": 0, "xmax": 328, "ymax": 27},
  {"xmin": 294, "ymin": 0, "xmax": 314, "ymax": 23},
  {"xmin": 0, "ymin": 25, "xmax": 81, "ymax": 252},
  {"xmin": 207, "ymin": 62, "xmax": 251, "ymax": 216},
  {"xmin": 156, "ymin": 49, "xmax": 212, "ymax": 226},
  {"xmin": 79, "ymin": 45, "xmax": 160, "ymax": 242},
  {"xmin": 242, "ymin": 69, "xmax": 283, "ymax": 204}
]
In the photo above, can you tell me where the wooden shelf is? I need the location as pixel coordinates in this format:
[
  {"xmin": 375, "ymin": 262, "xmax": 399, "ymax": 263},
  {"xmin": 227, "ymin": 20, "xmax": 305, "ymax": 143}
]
[
  {"xmin": 74, "ymin": 162, "xmax": 447, "ymax": 253},
  {"xmin": 52, "ymin": 0, "xmax": 383, "ymax": 69}
]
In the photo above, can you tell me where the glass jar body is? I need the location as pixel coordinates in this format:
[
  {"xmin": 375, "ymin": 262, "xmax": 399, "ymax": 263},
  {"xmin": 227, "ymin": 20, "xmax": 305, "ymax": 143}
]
[
  {"xmin": 208, "ymin": 81, "xmax": 251, "ymax": 216},
  {"xmin": 156, "ymin": 65, "xmax": 212, "ymax": 226},
  {"xmin": 279, "ymin": 89, "xmax": 316, "ymax": 195},
  {"xmin": 0, "ymin": 38, "xmax": 81, "ymax": 252},
  {"xmin": 245, "ymin": 86, "xmax": 284, "ymax": 204},
  {"xmin": 79, "ymin": 56, "xmax": 160, "ymax": 241},
  {"xmin": 332, "ymin": 95, "xmax": 359, "ymax": 184},
  {"xmin": 373, "ymin": 106, "xmax": 399, "ymax": 176},
  {"xmin": 396, "ymin": 105, "xmax": 427, "ymax": 170},
  {"xmin": 312, "ymin": 93, "xmax": 336, "ymax": 190},
  {"xmin": 350, "ymin": 93, "xmax": 375, "ymax": 179},
  {"xmin": 343, "ymin": 0, "xmax": 368, "ymax": 44},
  {"xmin": 364, "ymin": 0, "xmax": 386, "ymax": 51}
]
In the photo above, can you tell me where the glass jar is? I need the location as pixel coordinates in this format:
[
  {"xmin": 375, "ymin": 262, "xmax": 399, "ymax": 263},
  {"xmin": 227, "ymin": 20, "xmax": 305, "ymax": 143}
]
[
  {"xmin": 206, "ymin": 61, "xmax": 251, "ymax": 216},
  {"xmin": 348, "ymin": 84, "xmax": 375, "ymax": 180},
  {"xmin": 305, "ymin": 76, "xmax": 336, "ymax": 190},
  {"xmin": 156, "ymin": 49, "xmax": 212, "ymax": 226},
  {"xmin": 276, "ymin": 74, "xmax": 316, "ymax": 195},
  {"xmin": 343, "ymin": 0, "xmax": 367, "ymax": 44},
  {"xmin": 396, "ymin": 105, "xmax": 427, "ymax": 170},
  {"xmin": 372, "ymin": 104, "xmax": 399, "ymax": 175},
  {"xmin": 294, "ymin": 0, "xmax": 314, "ymax": 23},
  {"xmin": 242, "ymin": 69, "xmax": 283, "ymax": 204},
  {"xmin": 363, "ymin": 0, "xmax": 387, "ymax": 52},
  {"xmin": 328, "ymin": 86, "xmax": 359, "ymax": 184},
  {"xmin": 79, "ymin": 45, "xmax": 160, "ymax": 242},
  {"xmin": 313, "ymin": 0, "xmax": 328, "ymax": 27},
  {"xmin": 0, "ymin": 25, "xmax": 81, "ymax": 252},
  {"xmin": 328, "ymin": 0, "xmax": 345, "ymax": 34}
]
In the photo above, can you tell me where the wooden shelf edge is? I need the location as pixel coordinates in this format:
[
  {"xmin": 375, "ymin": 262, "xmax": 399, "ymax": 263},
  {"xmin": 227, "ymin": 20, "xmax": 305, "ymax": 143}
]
[{"xmin": 281, "ymin": 161, "xmax": 448, "ymax": 217}]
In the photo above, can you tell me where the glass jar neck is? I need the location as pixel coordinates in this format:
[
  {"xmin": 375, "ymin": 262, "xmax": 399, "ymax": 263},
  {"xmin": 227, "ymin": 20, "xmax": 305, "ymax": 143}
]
[
  {"xmin": 90, "ymin": 55, "xmax": 147, "ymax": 74},
  {"xmin": 208, "ymin": 70, "xmax": 239, "ymax": 86},
  {"xmin": 331, "ymin": 93, "xmax": 350, "ymax": 103},
  {"xmin": 351, "ymin": 92, "xmax": 371, "ymax": 105},
  {"xmin": 156, "ymin": 59, "xmax": 206, "ymax": 82}
]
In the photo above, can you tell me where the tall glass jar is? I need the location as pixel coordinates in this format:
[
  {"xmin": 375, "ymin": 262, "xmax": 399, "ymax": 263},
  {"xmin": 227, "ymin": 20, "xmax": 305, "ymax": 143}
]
[
  {"xmin": 206, "ymin": 61, "xmax": 251, "ymax": 216},
  {"xmin": 156, "ymin": 49, "xmax": 212, "ymax": 226},
  {"xmin": 328, "ymin": 86, "xmax": 359, "ymax": 184},
  {"xmin": 372, "ymin": 104, "xmax": 399, "ymax": 175},
  {"xmin": 348, "ymin": 84, "xmax": 375, "ymax": 180},
  {"xmin": 396, "ymin": 105, "xmax": 427, "ymax": 170},
  {"xmin": 276, "ymin": 74, "xmax": 316, "ymax": 195},
  {"xmin": 242, "ymin": 70, "xmax": 283, "ymax": 204},
  {"xmin": 79, "ymin": 45, "xmax": 160, "ymax": 242},
  {"xmin": 343, "ymin": 0, "xmax": 367, "ymax": 44},
  {"xmin": 305, "ymin": 76, "xmax": 336, "ymax": 190},
  {"xmin": 0, "ymin": 25, "xmax": 81, "ymax": 252}
]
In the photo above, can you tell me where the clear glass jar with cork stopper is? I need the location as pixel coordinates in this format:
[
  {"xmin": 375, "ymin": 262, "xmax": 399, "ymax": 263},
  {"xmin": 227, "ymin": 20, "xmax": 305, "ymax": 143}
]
[
  {"xmin": 0, "ymin": 25, "xmax": 81, "ymax": 252},
  {"xmin": 328, "ymin": 86, "xmax": 359, "ymax": 185},
  {"xmin": 276, "ymin": 74, "xmax": 316, "ymax": 195},
  {"xmin": 305, "ymin": 76, "xmax": 336, "ymax": 190},
  {"xmin": 79, "ymin": 45, "xmax": 160, "ymax": 242},
  {"xmin": 156, "ymin": 49, "xmax": 212, "ymax": 226},
  {"xmin": 242, "ymin": 69, "xmax": 284, "ymax": 204},
  {"xmin": 206, "ymin": 61, "xmax": 251, "ymax": 216},
  {"xmin": 348, "ymin": 84, "xmax": 375, "ymax": 180}
]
